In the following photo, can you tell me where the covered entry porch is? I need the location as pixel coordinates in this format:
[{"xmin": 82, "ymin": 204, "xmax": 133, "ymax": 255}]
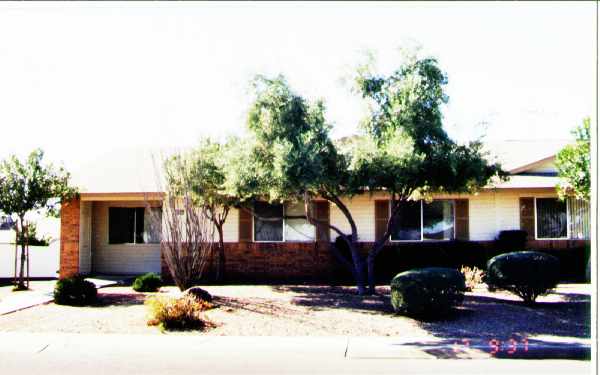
[{"xmin": 60, "ymin": 193, "xmax": 164, "ymax": 278}]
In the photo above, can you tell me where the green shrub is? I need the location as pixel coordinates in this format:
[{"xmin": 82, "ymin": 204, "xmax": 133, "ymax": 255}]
[
  {"xmin": 390, "ymin": 267, "xmax": 466, "ymax": 319},
  {"xmin": 132, "ymin": 273, "xmax": 162, "ymax": 292},
  {"xmin": 145, "ymin": 294, "xmax": 214, "ymax": 331},
  {"xmin": 496, "ymin": 230, "xmax": 527, "ymax": 251},
  {"xmin": 54, "ymin": 275, "xmax": 97, "ymax": 306},
  {"xmin": 486, "ymin": 251, "xmax": 560, "ymax": 304}
]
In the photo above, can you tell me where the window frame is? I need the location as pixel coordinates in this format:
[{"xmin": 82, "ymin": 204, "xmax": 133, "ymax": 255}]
[
  {"xmin": 251, "ymin": 202, "xmax": 316, "ymax": 243},
  {"xmin": 388, "ymin": 199, "xmax": 457, "ymax": 242},
  {"xmin": 534, "ymin": 197, "xmax": 570, "ymax": 240}
]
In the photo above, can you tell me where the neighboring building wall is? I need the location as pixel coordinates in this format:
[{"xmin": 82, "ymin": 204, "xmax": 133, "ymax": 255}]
[
  {"xmin": 527, "ymin": 159, "xmax": 557, "ymax": 174},
  {"xmin": 92, "ymin": 201, "xmax": 161, "ymax": 275},
  {"xmin": 59, "ymin": 198, "xmax": 80, "ymax": 278}
]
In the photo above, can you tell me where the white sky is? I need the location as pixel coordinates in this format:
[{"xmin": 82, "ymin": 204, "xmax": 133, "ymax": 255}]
[{"xmin": 0, "ymin": 1, "xmax": 596, "ymax": 192}]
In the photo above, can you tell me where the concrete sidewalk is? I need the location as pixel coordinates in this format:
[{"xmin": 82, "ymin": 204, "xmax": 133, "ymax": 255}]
[
  {"xmin": 0, "ymin": 277, "xmax": 119, "ymax": 315},
  {"xmin": 0, "ymin": 333, "xmax": 591, "ymax": 375},
  {"xmin": 0, "ymin": 288, "xmax": 54, "ymax": 315}
]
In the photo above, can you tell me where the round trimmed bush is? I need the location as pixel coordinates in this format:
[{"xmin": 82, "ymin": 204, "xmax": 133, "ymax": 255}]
[
  {"xmin": 390, "ymin": 267, "xmax": 466, "ymax": 318},
  {"xmin": 184, "ymin": 287, "xmax": 213, "ymax": 302},
  {"xmin": 132, "ymin": 273, "xmax": 162, "ymax": 292},
  {"xmin": 54, "ymin": 275, "xmax": 97, "ymax": 306},
  {"xmin": 486, "ymin": 251, "xmax": 560, "ymax": 304}
]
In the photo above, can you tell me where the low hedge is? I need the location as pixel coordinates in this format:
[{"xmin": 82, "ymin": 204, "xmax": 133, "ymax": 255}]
[
  {"xmin": 54, "ymin": 275, "xmax": 97, "ymax": 306},
  {"xmin": 390, "ymin": 267, "xmax": 466, "ymax": 319},
  {"xmin": 486, "ymin": 251, "xmax": 560, "ymax": 304},
  {"xmin": 132, "ymin": 273, "xmax": 162, "ymax": 292}
]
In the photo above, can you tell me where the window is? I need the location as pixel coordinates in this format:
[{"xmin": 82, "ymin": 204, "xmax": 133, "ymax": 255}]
[
  {"xmin": 0, "ymin": 215, "xmax": 15, "ymax": 231},
  {"xmin": 535, "ymin": 198, "xmax": 567, "ymax": 239},
  {"xmin": 284, "ymin": 202, "xmax": 315, "ymax": 242},
  {"xmin": 390, "ymin": 201, "xmax": 421, "ymax": 241},
  {"xmin": 423, "ymin": 200, "xmax": 455, "ymax": 240},
  {"xmin": 108, "ymin": 207, "xmax": 161, "ymax": 244},
  {"xmin": 390, "ymin": 200, "xmax": 455, "ymax": 241},
  {"xmin": 253, "ymin": 202, "xmax": 284, "ymax": 242},
  {"xmin": 253, "ymin": 201, "xmax": 316, "ymax": 242},
  {"xmin": 568, "ymin": 198, "xmax": 590, "ymax": 240},
  {"xmin": 534, "ymin": 197, "xmax": 591, "ymax": 240}
]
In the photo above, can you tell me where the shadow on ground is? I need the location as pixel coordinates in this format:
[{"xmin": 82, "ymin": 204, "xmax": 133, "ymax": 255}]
[
  {"xmin": 271, "ymin": 285, "xmax": 394, "ymax": 314},
  {"xmin": 268, "ymin": 285, "xmax": 591, "ymax": 359},
  {"xmin": 406, "ymin": 292, "xmax": 590, "ymax": 360},
  {"xmin": 93, "ymin": 292, "xmax": 147, "ymax": 308}
]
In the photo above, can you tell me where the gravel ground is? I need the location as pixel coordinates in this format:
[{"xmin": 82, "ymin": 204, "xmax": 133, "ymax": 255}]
[{"xmin": 0, "ymin": 284, "xmax": 590, "ymax": 341}]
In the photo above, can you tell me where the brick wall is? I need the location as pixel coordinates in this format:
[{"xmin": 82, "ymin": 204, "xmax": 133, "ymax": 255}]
[
  {"xmin": 59, "ymin": 198, "xmax": 80, "ymax": 278},
  {"xmin": 160, "ymin": 239, "xmax": 590, "ymax": 283}
]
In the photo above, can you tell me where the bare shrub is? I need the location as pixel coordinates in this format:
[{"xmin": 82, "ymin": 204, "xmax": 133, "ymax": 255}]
[
  {"xmin": 460, "ymin": 265, "xmax": 485, "ymax": 291},
  {"xmin": 145, "ymin": 294, "xmax": 214, "ymax": 331},
  {"xmin": 147, "ymin": 154, "xmax": 215, "ymax": 291}
]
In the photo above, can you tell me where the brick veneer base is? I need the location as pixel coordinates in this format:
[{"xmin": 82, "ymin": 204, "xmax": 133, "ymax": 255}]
[
  {"xmin": 160, "ymin": 239, "xmax": 590, "ymax": 284},
  {"xmin": 59, "ymin": 198, "xmax": 80, "ymax": 279}
]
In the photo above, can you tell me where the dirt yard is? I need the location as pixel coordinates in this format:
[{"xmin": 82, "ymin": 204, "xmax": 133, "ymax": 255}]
[{"xmin": 0, "ymin": 284, "xmax": 591, "ymax": 344}]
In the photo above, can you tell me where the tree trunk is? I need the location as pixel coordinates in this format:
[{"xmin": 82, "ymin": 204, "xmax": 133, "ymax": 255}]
[
  {"xmin": 341, "ymin": 235, "xmax": 366, "ymax": 295},
  {"xmin": 215, "ymin": 225, "xmax": 226, "ymax": 282},
  {"xmin": 17, "ymin": 217, "xmax": 27, "ymax": 289}
]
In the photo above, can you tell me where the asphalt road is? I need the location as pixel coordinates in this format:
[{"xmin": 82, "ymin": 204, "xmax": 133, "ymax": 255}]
[{"xmin": 0, "ymin": 333, "xmax": 592, "ymax": 375}]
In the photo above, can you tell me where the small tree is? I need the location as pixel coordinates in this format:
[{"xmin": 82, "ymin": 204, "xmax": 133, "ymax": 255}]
[
  {"xmin": 0, "ymin": 149, "xmax": 77, "ymax": 290},
  {"xmin": 158, "ymin": 155, "xmax": 215, "ymax": 291},
  {"xmin": 556, "ymin": 118, "xmax": 590, "ymax": 201}
]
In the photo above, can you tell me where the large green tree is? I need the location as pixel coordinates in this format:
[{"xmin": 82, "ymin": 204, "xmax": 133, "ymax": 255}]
[
  {"xmin": 556, "ymin": 118, "xmax": 591, "ymax": 201},
  {"xmin": 236, "ymin": 54, "xmax": 503, "ymax": 295},
  {"xmin": 226, "ymin": 75, "xmax": 370, "ymax": 293},
  {"xmin": 353, "ymin": 54, "xmax": 504, "ymax": 292},
  {"xmin": 0, "ymin": 149, "xmax": 77, "ymax": 289}
]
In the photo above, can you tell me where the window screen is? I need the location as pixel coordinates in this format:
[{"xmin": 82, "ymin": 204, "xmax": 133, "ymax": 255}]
[
  {"xmin": 568, "ymin": 198, "xmax": 590, "ymax": 240},
  {"xmin": 536, "ymin": 198, "xmax": 567, "ymax": 239}
]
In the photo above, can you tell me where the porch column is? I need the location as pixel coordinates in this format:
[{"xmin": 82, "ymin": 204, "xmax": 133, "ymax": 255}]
[{"xmin": 59, "ymin": 198, "xmax": 80, "ymax": 278}]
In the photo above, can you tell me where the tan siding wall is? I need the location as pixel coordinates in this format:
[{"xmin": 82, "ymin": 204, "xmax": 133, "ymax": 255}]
[
  {"xmin": 324, "ymin": 189, "xmax": 560, "ymax": 242},
  {"xmin": 79, "ymin": 201, "xmax": 92, "ymax": 274},
  {"xmin": 154, "ymin": 189, "xmax": 561, "ymax": 244},
  {"xmin": 92, "ymin": 201, "xmax": 161, "ymax": 275},
  {"xmin": 330, "ymin": 194, "xmax": 377, "ymax": 241},
  {"xmin": 222, "ymin": 208, "xmax": 239, "ymax": 242}
]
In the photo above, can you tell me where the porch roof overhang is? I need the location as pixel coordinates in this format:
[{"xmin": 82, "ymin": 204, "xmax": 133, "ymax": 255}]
[{"xmin": 79, "ymin": 192, "xmax": 165, "ymax": 202}]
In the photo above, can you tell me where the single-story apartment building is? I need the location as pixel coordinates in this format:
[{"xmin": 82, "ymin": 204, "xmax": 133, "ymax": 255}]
[{"xmin": 59, "ymin": 141, "xmax": 591, "ymax": 281}]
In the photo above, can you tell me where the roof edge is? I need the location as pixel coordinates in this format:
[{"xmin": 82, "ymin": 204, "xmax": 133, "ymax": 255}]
[
  {"xmin": 80, "ymin": 192, "xmax": 165, "ymax": 201},
  {"xmin": 509, "ymin": 155, "xmax": 556, "ymax": 175}
]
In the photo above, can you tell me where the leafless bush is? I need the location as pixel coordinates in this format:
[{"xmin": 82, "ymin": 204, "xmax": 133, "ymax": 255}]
[
  {"xmin": 460, "ymin": 265, "xmax": 485, "ymax": 291},
  {"xmin": 147, "ymin": 154, "xmax": 215, "ymax": 291}
]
